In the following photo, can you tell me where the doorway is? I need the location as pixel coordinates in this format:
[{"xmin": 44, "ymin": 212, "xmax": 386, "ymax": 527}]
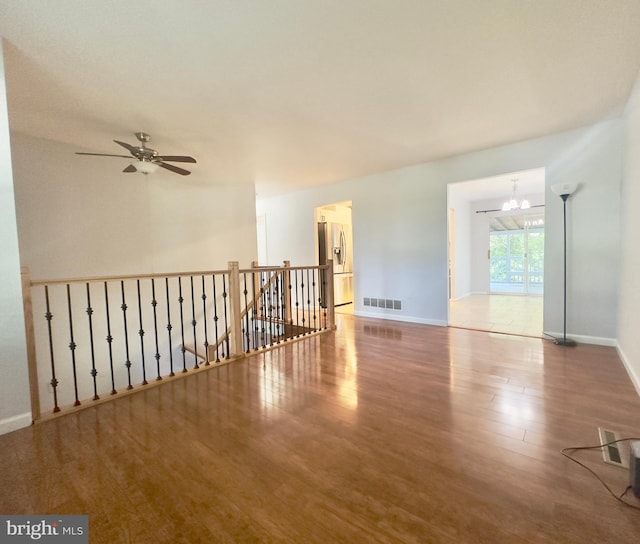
[
  {"xmin": 447, "ymin": 168, "xmax": 545, "ymax": 337},
  {"xmin": 315, "ymin": 201, "xmax": 354, "ymax": 313}
]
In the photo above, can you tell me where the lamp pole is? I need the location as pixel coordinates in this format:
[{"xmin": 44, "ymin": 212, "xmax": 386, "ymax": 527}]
[{"xmin": 551, "ymin": 183, "xmax": 578, "ymax": 347}]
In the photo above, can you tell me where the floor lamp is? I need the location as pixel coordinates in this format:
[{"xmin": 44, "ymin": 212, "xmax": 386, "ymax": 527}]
[{"xmin": 550, "ymin": 182, "xmax": 578, "ymax": 347}]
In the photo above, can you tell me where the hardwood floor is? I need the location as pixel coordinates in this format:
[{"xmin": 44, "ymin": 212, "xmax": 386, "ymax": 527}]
[{"xmin": 1, "ymin": 314, "xmax": 639, "ymax": 543}]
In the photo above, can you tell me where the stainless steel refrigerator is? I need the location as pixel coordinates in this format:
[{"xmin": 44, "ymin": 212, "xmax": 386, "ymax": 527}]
[{"xmin": 318, "ymin": 221, "xmax": 353, "ymax": 307}]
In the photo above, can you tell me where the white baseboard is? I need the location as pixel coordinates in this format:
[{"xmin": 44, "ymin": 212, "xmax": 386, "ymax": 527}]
[
  {"xmin": 542, "ymin": 331, "xmax": 617, "ymax": 347},
  {"xmin": 0, "ymin": 412, "xmax": 32, "ymax": 436},
  {"xmin": 353, "ymin": 310, "xmax": 447, "ymax": 327},
  {"xmin": 616, "ymin": 344, "xmax": 640, "ymax": 397}
]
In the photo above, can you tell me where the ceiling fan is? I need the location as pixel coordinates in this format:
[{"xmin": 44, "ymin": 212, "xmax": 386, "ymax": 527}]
[{"xmin": 75, "ymin": 132, "xmax": 196, "ymax": 175}]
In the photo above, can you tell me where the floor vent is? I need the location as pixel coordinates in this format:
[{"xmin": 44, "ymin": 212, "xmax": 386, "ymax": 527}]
[
  {"xmin": 598, "ymin": 428, "xmax": 630, "ymax": 468},
  {"xmin": 363, "ymin": 297, "xmax": 402, "ymax": 311}
]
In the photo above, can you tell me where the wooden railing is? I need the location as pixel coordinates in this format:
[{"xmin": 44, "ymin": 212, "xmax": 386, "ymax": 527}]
[{"xmin": 21, "ymin": 261, "xmax": 335, "ymax": 420}]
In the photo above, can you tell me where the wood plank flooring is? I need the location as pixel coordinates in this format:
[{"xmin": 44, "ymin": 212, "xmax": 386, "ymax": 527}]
[{"xmin": 1, "ymin": 314, "xmax": 639, "ymax": 543}]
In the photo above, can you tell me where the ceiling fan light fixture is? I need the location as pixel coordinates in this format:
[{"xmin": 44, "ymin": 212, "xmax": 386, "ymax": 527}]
[
  {"xmin": 76, "ymin": 132, "xmax": 195, "ymax": 176},
  {"xmin": 134, "ymin": 160, "xmax": 159, "ymax": 174}
]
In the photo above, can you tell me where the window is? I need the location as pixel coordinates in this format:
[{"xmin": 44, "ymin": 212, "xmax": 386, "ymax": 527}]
[{"xmin": 489, "ymin": 215, "xmax": 544, "ymax": 294}]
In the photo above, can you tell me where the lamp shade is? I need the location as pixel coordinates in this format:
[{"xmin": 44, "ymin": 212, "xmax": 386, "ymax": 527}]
[
  {"xmin": 551, "ymin": 182, "xmax": 578, "ymax": 197},
  {"xmin": 133, "ymin": 160, "xmax": 159, "ymax": 174}
]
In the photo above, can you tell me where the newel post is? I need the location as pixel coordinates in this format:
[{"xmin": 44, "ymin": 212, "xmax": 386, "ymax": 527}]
[
  {"xmin": 228, "ymin": 261, "xmax": 244, "ymax": 357},
  {"xmin": 282, "ymin": 260, "xmax": 291, "ymax": 324},
  {"xmin": 20, "ymin": 267, "xmax": 41, "ymax": 422},
  {"xmin": 325, "ymin": 260, "xmax": 335, "ymax": 329}
]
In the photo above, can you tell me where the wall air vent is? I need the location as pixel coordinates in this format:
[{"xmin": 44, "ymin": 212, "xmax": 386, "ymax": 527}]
[{"xmin": 363, "ymin": 298, "xmax": 402, "ymax": 311}]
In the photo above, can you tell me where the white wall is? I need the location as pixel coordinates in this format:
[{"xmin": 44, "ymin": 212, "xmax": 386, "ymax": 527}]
[
  {"xmin": 12, "ymin": 133, "xmax": 258, "ymax": 279},
  {"xmin": 2, "ymin": 130, "xmax": 258, "ymax": 433},
  {"xmin": 12, "ymin": 133, "xmax": 154, "ymax": 278},
  {"xmin": 0, "ymin": 40, "xmax": 32, "ymax": 434},
  {"xmin": 148, "ymin": 177, "xmax": 258, "ymax": 272},
  {"xmin": 258, "ymin": 121, "xmax": 623, "ymax": 339},
  {"xmin": 543, "ymin": 123, "xmax": 622, "ymax": 343},
  {"xmin": 258, "ymin": 164, "xmax": 450, "ymax": 325},
  {"xmin": 618, "ymin": 73, "xmax": 640, "ymax": 393}
]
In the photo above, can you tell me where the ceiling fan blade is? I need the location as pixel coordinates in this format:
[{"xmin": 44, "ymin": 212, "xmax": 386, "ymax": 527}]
[
  {"xmin": 76, "ymin": 152, "xmax": 132, "ymax": 158},
  {"xmin": 157, "ymin": 162, "xmax": 191, "ymax": 176},
  {"xmin": 122, "ymin": 164, "xmax": 137, "ymax": 173},
  {"xmin": 154, "ymin": 155, "xmax": 197, "ymax": 163},
  {"xmin": 113, "ymin": 140, "xmax": 137, "ymax": 153}
]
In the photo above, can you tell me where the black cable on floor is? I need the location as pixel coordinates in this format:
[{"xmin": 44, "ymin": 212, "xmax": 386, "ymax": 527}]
[{"xmin": 561, "ymin": 437, "xmax": 640, "ymax": 510}]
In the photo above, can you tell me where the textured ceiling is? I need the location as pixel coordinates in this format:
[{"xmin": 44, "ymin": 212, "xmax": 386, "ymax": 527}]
[{"xmin": 1, "ymin": 1, "xmax": 640, "ymax": 196}]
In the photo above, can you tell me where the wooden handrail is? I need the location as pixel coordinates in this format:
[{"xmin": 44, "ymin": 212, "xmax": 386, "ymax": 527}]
[
  {"xmin": 23, "ymin": 260, "xmax": 334, "ymax": 418},
  {"xmin": 29, "ymin": 268, "xmax": 230, "ymax": 287},
  {"xmin": 29, "ymin": 264, "xmax": 328, "ymax": 286}
]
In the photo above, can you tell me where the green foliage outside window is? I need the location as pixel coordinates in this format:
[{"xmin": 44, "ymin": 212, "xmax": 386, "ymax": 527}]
[{"xmin": 490, "ymin": 227, "xmax": 545, "ymax": 288}]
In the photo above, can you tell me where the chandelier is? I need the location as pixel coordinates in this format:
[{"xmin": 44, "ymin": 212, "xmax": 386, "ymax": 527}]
[{"xmin": 501, "ymin": 180, "xmax": 530, "ymax": 211}]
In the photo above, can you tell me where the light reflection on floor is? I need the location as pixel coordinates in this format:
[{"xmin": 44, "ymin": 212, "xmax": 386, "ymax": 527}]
[
  {"xmin": 450, "ymin": 294, "xmax": 543, "ymax": 337},
  {"xmin": 256, "ymin": 321, "xmax": 359, "ymax": 420}
]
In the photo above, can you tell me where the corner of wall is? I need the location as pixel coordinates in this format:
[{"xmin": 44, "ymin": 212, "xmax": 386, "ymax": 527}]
[{"xmin": 617, "ymin": 343, "xmax": 640, "ymax": 397}]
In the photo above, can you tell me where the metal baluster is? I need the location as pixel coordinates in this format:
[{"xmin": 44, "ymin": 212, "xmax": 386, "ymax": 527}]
[
  {"xmin": 212, "ymin": 274, "xmax": 220, "ymax": 363},
  {"xmin": 66, "ymin": 284, "xmax": 81, "ymax": 406},
  {"xmin": 190, "ymin": 276, "xmax": 199, "ymax": 369},
  {"xmin": 305, "ymin": 269, "xmax": 311, "ymax": 335},
  {"xmin": 265, "ymin": 271, "xmax": 273, "ymax": 346},
  {"xmin": 262, "ymin": 272, "xmax": 273, "ymax": 347},
  {"xmin": 251, "ymin": 270, "xmax": 259, "ymax": 350},
  {"xmin": 44, "ymin": 286, "xmax": 61, "ymax": 413},
  {"xmin": 260, "ymin": 271, "xmax": 267, "ymax": 348},
  {"xmin": 103, "ymin": 282, "xmax": 117, "ymax": 395},
  {"xmin": 178, "ymin": 277, "xmax": 187, "ymax": 372},
  {"xmin": 287, "ymin": 270, "xmax": 293, "ymax": 335},
  {"xmin": 274, "ymin": 272, "xmax": 282, "ymax": 343},
  {"xmin": 264, "ymin": 271, "xmax": 271, "ymax": 344},
  {"xmin": 151, "ymin": 279, "xmax": 162, "ymax": 381},
  {"xmin": 311, "ymin": 269, "xmax": 318, "ymax": 331},
  {"xmin": 222, "ymin": 275, "xmax": 230, "ymax": 358},
  {"xmin": 243, "ymin": 273, "xmax": 250, "ymax": 353},
  {"xmin": 201, "ymin": 275, "xmax": 210, "ymax": 365},
  {"xmin": 294, "ymin": 270, "xmax": 300, "ymax": 333},
  {"xmin": 165, "ymin": 278, "xmax": 175, "ymax": 377},
  {"xmin": 281, "ymin": 270, "xmax": 288, "ymax": 340},
  {"xmin": 320, "ymin": 268, "xmax": 327, "ymax": 329},
  {"xmin": 120, "ymin": 281, "xmax": 133, "ymax": 390},
  {"xmin": 136, "ymin": 280, "xmax": 148, "ymax": 385},
  {"xmin": 85, "ymin": 283, "xmax": 99, "ymax": 400}
]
